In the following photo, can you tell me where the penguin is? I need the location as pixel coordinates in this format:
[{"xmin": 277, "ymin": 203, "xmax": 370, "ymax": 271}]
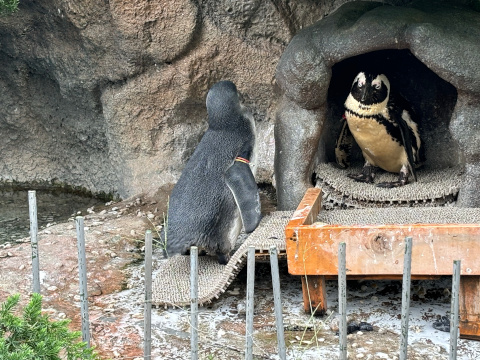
[
  {"xmin": 343, "ymin": 71, "xmax": 423, "ymax": 188},
  {"xmin": 162, "ymin": 80, "xmax": 261, "ymax": 265}
]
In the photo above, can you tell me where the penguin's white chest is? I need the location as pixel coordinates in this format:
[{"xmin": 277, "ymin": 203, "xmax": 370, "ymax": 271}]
[{"xmin": 346, "ymin": 113, "xmax": 407, "ymax": 173}]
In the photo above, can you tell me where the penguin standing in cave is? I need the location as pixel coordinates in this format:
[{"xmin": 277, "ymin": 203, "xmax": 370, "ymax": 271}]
[
  {"xmin": 162, "ymin": 80, "xmax": 261, "ymax": 265},
  {"xmin": 341, "ymin": 71, "xmax": 423, "ymax": 187}
]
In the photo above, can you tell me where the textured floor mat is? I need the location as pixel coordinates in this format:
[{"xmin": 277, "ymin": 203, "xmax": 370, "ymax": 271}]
[
  {"xmin": 316, "ymin": 163, "xmax": 464, "ymax": 209},
  {"xmin": 152, "ymin": 211, "xmax": 293, "ymax": 307},
  {"xmin": 317, "ymin": 207, "xmax": 480, "ymax": 226}
]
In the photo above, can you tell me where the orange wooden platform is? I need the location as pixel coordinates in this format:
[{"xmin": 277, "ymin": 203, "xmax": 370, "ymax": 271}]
[{"xmin": 285, "ymin": 188, "xmax": 480, "ymax": 340}]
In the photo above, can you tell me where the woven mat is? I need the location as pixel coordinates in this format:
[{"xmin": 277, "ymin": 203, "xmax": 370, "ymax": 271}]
[
  {"xmin": 316, "ymin": 163, "xmax": 464, "ymax": 209},
  {"xmin": 152, "ymin": 211, "xmax": 294, "ymax": 308},
  {"xmin": 317, "ymin": 207, "xmax": 480, "ymax": 226}
]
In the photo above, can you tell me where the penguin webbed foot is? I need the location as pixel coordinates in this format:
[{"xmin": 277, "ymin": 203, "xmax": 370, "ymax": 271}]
[
  {"xmin": 376, "ymin": 171, "xmax": 409, "ymax": 188},
  {"xmin": 347, "ymin": 165, "xmax": 376, "ymax": 183},
  {"xmin": 376, "ymin": 180, "xmax": 408, "ymax": 188},
  {"xmin": 216, "ymin": 252, "xmax": 230, "ymax": 265},
  {"xmin": 348, "ymin": 173, "xmax": 375, "ymax": 183},
  {"xmin": 181, "ymin": 248, "xmax": 208, "ymax": 256}
]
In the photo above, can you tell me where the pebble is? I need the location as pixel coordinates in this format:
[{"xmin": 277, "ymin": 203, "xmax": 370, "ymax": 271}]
[
  {"xmin": 48, "ymin": 285, "xmax": 58, "ymax": 291},
  {"xmin": 19, "ymin": 264, "xmax": 25, "ymax": 270},
  {"xmin": 227, "ymin": 287, "xmax": 240, "ymax": 295},
  {"xmin": 356, "ymin": 354, "xmax": 365, "ymax": 358},
  {"xmin": 237, "ymin": 302, "xmax": 246, "ymax": 314},
  {"xmin": 147, "ymin": 213, "xmax": 155, "ymax": 219},
  {"xmin": 130, "ymin": 230, "xmax": 136, "ymax": 236}
]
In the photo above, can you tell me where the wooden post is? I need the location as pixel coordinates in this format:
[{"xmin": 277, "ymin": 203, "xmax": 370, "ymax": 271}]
[
  {"xmin": 300, "ymin": 275, "xmax": 327, "ymax": 316},
  {"xmin": 190, "ymin": 246, "xmax": 199, "ymax": 360},
  {"xmin": 144, "ymin": 230, "xmax": 153, "ymax": 360},
  {"xmin": 245, "ymin": 246, "xmax": 255, "ymax": 360},
  {"xmin": 399, "ymin": 236, "xmax": 413, "ymax": 360},
  {"xmin": 459, "ymin": 275, "xmax": 480, "ymax": 340},
  {"xmin": 28, "ymin": 190, "xmax": 40, "ymax": 294},
  {"xmin": 75, "ymin": 216, "xmax": 90, "ymax": 347},
  {"xmin": 270, "ymin": 246, "xmax": 286, "ymax": 360},
  {"xmin": 338, "ymin": 242, "xmax": 347, "ymax": 360},
  {"xmin": 450, "ymin": 260, "xmax": 461, "ymax": 360}
]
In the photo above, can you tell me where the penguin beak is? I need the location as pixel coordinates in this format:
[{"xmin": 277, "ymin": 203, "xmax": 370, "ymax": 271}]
[{"xmin": 361, "ymin": 89, "xmax": 368, "ymax": 103}]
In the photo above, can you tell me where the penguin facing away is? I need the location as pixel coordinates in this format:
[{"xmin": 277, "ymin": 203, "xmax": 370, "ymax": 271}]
[
  {"xmin": 342, "ymin": 71, "xmax": 423, "ymax": 188},
  {"xmin": 163, "ymin": 80, "xmax": 261, "ymax": 265}
]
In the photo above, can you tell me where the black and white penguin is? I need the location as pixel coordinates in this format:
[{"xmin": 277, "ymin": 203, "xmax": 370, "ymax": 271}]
[
  {"xmin": 163, "ymin": 80, "xmax": 261, "ymax": 264},
  {"xmin": 343, "ymin": 71, "xmax": 423, "ymax": 187}
]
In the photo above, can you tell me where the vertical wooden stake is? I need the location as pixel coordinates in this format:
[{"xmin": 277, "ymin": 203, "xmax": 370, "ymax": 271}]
[
  {"xmin": 400, "ymin": 236, "xmax": 413, "ymax": 360},
  {"xmin": 190, "ymin": 246, "xmax": 199, "ymax": 360},
  {"xmin": 144, "ymin": 230, "xmax": 153, "ymax": 360},
  {"xmin": 338, "ymin": 242, "xmax": 347, "ymax": 360},
  {"xmin": 450, "ymin": 260, "xmax": 461, "ymax": 360},
  {"xmin": 269, "ymin": 246, "xmax": 286, "ymax": 360},
  {"xmin": 245, "ymin": 246, "xmax": 256, "ymax": 360},
  {"xmin": 28, "ymin": 190, "xmax": 40, "ymax": 294},
  {"xmin": 76, "ymin": 216, "xmax": 90, "ymax": 347}
]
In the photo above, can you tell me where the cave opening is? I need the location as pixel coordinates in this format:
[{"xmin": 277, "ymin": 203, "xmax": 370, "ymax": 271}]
[
  {"xmin": 321, "ymin": 49, "xmax": 460, "ymax": 170},
  {"xmin": 315, "ymin": 49, "xmax": 463, "ymax": 208}
]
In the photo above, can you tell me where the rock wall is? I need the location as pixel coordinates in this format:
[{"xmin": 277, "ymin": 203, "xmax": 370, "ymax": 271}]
[{"xmin": 0, "ymin": 0, "xmax": 405, "ymax": 200}]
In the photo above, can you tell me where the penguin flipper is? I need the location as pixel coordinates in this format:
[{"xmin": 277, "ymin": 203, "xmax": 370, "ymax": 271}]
[
  {"xmin": 225, "ymin": 160, "xmax": 261, "ymax": 233},
  {"xmin": 396, "ymin": 115, "xmax": 417, "ymax": 182},
  {"xmin": 335, "ymin": 116, "xmax": 353, "ymax": 168}
]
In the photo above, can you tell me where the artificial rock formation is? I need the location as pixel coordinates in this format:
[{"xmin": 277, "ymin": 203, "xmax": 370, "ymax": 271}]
[
  {"xmin": 275, "ymin": 0, "xmax": 480, "ymax": 209},
  {"xmin": 0, "ymin": 0, "xmax": 351, "ymax": 200},
  {"xmin": 0, "ymin": 0, "xmax": 415, "ymax": 201}
]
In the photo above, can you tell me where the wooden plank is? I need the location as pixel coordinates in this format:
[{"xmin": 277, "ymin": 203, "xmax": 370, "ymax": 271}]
[
  {"xmin": 301, "ymin": 275, "xmax": 327, "ymax": 315},
  {"xmin": 459, "ymin": 275, "xmax": 480, "ymax": 340},
  {"xmin": 287, "ymin": 224, "xmax": 480, "ymax": 276},
  {"xmin": 285, "ymin": 188, "xmax": 321, "ymax": 240},
  {"xmin": 286, "ymin": 188, "xmax": 480, "ymax": 340}
]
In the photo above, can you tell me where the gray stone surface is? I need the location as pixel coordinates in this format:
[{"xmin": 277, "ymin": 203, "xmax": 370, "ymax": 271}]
[
  {"xmin": 0, "ymin": 0, "xmax": 332, "ymax": 198},
  {"xmin": 275, "ymin": 0, "xmax": 480, "ymax": 209}
]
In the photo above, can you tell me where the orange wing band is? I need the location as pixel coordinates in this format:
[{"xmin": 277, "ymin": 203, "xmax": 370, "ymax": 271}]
[{"xmin": 235, "ymin": 157, "xmax": 250, "ymax": 164}]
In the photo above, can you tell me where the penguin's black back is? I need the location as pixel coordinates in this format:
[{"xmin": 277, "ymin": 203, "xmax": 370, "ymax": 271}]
[{"xmin": 164, "ymin": 81, "xmax": 255, "ymax": 256}]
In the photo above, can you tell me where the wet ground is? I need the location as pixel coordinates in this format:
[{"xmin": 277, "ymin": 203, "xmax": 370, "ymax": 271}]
[
  {"xmin": 0, "ymin": 189, "xmax": 104, "ymax": 244},
  {"xmin": 1, "ymin": 189, "xmax": 480, "ymax": 359}
]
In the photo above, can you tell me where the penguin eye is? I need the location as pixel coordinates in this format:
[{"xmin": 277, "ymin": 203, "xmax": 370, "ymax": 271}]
[
  {"xmin": 373, "ymin": 83, "xmax": 381, "ymax": 90},
  {"xmin": 357, "ymin": 82, "xmax": 363, "ymax": 88}
]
